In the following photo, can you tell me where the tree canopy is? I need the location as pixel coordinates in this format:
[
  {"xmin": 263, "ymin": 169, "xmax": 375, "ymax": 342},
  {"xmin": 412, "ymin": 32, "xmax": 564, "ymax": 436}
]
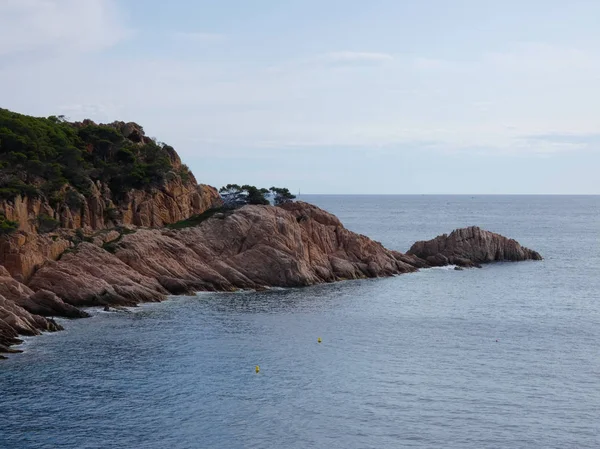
[
  {"xmin": 0, "ymin": 108, "xmax": 192, "ymax": 202},
  {"xmin": 219, "ymin": 184, "xmax": 296, "ymax": 208},
  {"xmin": 269, "ymin": 187, "xmax": 296, "ymax": 206}
]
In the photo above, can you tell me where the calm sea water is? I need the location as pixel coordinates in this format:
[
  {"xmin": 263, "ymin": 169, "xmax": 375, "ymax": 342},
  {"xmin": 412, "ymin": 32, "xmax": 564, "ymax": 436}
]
[{"xmin": 1, "ymin": 195, "xmax": 599, "ymax": 449}]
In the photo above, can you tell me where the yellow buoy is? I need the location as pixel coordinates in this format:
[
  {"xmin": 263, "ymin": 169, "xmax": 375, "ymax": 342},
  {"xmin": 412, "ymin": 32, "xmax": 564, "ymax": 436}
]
[
  {"xmin": 318, "ymin": 337, "xmax": 322, "ymax": 343},
  {"xmin": 255, "ymin": 365, "xmax": 260, "ymax": 373}
]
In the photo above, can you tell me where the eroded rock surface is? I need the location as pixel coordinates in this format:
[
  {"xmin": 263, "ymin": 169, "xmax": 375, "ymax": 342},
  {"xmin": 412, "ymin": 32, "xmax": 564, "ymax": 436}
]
[
  {"xmin": 29, "ymin": 202, "xmax": 418, "ymax": 305},
  {"xmin": 407, "ymin": 226, "xmax": 542, "ymax": 267},
  {"xmin": 0, "ymin": 207, "xmax": 543, "ymax": 357}
]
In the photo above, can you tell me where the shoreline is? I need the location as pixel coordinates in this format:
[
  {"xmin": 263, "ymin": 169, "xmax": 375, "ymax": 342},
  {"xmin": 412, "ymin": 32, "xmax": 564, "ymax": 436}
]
[{"xmin": 0, "ymin": 202, "xmax": 542, "ymax": 359}]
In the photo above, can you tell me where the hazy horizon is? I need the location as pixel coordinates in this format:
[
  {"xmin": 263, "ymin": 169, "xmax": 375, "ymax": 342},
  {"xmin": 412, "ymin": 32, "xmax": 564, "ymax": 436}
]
[{"xmin": 1, "ymin": 0, "xmax": 599, "ymax": 194}]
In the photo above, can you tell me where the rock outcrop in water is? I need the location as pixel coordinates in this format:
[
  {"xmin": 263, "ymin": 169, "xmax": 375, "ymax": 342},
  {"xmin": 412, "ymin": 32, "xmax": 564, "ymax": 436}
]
[
  {"xmin": 0, "ymin": 202, "xmax": 544, "ymax": 357},
  {"xmin": 407, "ymin": 226, "xmax": 543, "ymax": 268}
]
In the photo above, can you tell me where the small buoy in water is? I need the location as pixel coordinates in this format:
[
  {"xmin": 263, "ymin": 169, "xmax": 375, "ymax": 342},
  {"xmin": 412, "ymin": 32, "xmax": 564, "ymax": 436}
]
[
  {"xmin": 255, "ymin": 365, "xmax": 260, "ymax": 373},
  {"xmin": 495, "ymin": 339, "xmax": 499, "ymax": 342},
  {"xmin": 317, "ymin": 337, "xmax": 322, "ymax": 343}
]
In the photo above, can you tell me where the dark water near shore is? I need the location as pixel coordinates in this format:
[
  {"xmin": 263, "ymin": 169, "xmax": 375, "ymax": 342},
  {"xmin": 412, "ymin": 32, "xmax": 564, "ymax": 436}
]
[{"xmin": 1, "ymin": 195, "xmax": 599, "ymax": 449}]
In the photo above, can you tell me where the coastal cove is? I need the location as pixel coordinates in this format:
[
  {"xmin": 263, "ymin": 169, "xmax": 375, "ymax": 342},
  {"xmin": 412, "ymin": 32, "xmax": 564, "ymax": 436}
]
[{"xmin": 1, "ymin": 194, "xmax": 598, "ymax": 449}]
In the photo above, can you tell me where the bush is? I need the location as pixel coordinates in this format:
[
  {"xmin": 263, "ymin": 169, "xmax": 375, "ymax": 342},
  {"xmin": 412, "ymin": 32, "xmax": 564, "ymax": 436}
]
[
  {"xmin": 0, "ymin": 213, "xmax": 18, "ymax": 236},
  {"xmin": 179, "ymin": 165, "xmax": 192, "ymax": 184},
  {"xmin": 104, "ymin": 206, "xmax": 119, "ymax": 221},
  {"xmin": 65, "ymin": 190, "xmax": 84, "ymax": 210},
  {"xmin": 37, "ymin": 214, "xmax": 60, "ymax": 233},
  {"xmin": 167, "ymin": 207, "xmax": 229, "ymax": 229}
]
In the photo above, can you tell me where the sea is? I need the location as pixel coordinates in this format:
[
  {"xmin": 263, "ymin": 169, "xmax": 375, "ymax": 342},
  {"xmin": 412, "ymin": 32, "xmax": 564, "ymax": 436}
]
[{"xmin": 1, "ymin": 195, "xmax": 599, "ymax": 449}]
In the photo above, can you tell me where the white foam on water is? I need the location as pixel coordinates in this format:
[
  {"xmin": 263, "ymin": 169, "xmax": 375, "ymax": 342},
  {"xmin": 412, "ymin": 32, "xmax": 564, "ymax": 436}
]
[{"xmin": 429, "ymin": 264, "xmax": 459, "ymax": 271}]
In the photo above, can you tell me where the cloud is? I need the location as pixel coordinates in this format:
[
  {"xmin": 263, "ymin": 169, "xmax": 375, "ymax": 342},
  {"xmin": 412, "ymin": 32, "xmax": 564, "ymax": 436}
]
[
  {"xmin": 519, "ymin": 133, "xmax": 600, "ymax": 153},
  {"xmin": 0, "ymin": 26, "xmax": 599, "ymax": 160},
  {"xmin": 172, "ymin": 31, "xmax": 226, "ymax": 43},
  {"xmin": 0, "ymin": 0, "xmax": 130, "ymax": 58}
]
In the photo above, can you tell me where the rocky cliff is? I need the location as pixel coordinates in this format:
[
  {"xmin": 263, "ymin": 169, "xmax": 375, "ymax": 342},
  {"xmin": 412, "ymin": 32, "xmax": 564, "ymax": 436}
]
[
  {"xmin": 0, "ymin": 181, "xmax": 221, "ymax": 234},
  {"xmin": 0, "ymin": 202, "xmax": 543, "ymax": 358},
  {"xmin": 0, "ymin": 181, "xmax": 220, "ymax": 281},
  {"xmin": 0, "ymin": 109, "xmax": 222, "ymax": 281},
  {"xmin": 0, "ymin": 108, "xmax": 222, "ymax": 356}
]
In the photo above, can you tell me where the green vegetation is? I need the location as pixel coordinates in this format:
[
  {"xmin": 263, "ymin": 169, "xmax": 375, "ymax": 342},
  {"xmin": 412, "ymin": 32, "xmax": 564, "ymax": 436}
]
[
  {"xmin": 0, "ymin": 212, "xmax": 18, "ymax": 236},
  {"xmin": 167, "ymin": 207, "xmax": 230, "ymax": 230},
  {"xmin": 218, "ymin": 184, "xmax": 295, "ymax": 208},
  {"xmin": 37, "ymin": 214, "xmax": 60, "ymax": 233},
  {"xmin": 101, "ymin": 227, "xmax": 136, "ymax": 253},
  {"xmin": 0, "ymin": 108, "xmax": 190, "ymax": 205},
  {"xmin": 269, "ymin": 187, "xmax": 296, "ymax": 206}
]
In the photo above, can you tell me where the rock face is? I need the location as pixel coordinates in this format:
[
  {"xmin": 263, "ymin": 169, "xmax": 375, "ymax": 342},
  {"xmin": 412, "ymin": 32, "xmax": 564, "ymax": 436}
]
[
  {"xmin": 29, "ymin": 202, "xmax": 418, "ymax": 304},
  {"xmin": 0, "ymin": 232, "xmax": 72, "ymax": 282},
  {"xmin": 0, "ymin": 207, "xmax": 543, "ymax": 357},
  {"xmin": 0, "ymin": 267, "xmax": 63, "ymax": 355},
  {"xmin": 0, "ymin": 181, "xmax": 221, "ymax": 282},
  {"xmin": 0, "ymin": 181, "xmax": 221, "ymax": 234},
  {"xmin": 407, "ymin": 226, "xmax": 543, "ymax": 267}
]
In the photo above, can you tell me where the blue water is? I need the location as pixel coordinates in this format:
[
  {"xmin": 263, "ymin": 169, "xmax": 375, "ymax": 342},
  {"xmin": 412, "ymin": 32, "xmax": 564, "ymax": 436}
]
[{"xmin": 1, "ymin": 195, "xmax": 599, "ymax": 449}]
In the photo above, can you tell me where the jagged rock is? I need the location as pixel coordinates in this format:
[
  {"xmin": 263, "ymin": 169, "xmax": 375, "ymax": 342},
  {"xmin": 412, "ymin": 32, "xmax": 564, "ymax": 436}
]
[
  {"xmin": 27, "ymin": 203, "xmax": 419, "ymax": 307},
  {"xmin": 0, "ymin": 182, "xmax": 221, "ymax": 281},
  {"xmin": 407, "ymin": 226, "xmax": 542, "ymax": 267},
  {"xmin": 0, "ymin": 232, "xmax": 72, "ymax": 281},
  {"xmin": 0, "ymin": 293, "xmax": 62, "ymax": 344},
  {"xmin": 28, "ymin": 243, "xmax": 167, "ymax": 307},
  {"xmin": 22, "ymin": 290, "xmax": 89, "ymax": 319},
  {"xmin": 1, "ymin": 207, "xmax": 543, "ymax": 357}
]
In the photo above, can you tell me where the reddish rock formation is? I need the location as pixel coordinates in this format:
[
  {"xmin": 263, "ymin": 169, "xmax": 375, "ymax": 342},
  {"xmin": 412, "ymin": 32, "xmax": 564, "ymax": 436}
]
[
  {"xmin": 0, "ymin": 181, "xmax": 221, "ymax": 236},
  {"xmin": 407, "ymin": 226, "xmax": 543, "ymax": 267},
  {"xmin": 29, "ymin": 202, "xmax": 418, "ymax": 306},
  {"xmin": 0, "ymin": 232, "xmax": 72, "ymax": 282},
  {"xmin": 0, "ymin": 182, "xmax": 221, "ymax": 282},
  {"xmin": 0, "ymin": 267, "xmax": 63, "ymax": 355},
  {"xmin": 0, "ymin": 205, "xmax": 543, "ymax": 357}
]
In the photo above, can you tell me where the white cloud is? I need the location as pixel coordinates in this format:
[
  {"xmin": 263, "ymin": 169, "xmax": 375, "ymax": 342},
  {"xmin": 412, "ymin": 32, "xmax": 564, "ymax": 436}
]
[
  {"xmin": 0, "ymin": 0, "xmax": 130, "ymax": 58},
  {"xmin": 0, "ymin": 29, "xmax": 599, "ymax": 159}
]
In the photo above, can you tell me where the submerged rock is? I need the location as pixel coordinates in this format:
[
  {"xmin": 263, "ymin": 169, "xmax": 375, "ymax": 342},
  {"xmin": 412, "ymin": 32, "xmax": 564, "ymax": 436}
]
[{"xmin": 407, "ymin": 226, "xmax": 542, "ymax": 267}]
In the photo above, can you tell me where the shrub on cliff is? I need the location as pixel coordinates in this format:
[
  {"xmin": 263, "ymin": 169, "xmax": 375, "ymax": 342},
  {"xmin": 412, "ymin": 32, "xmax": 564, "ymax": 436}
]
[
  {"xmin": 0, "ymin": 108, "xmax": 184, "ymax": 204},
  {"xmin": 37, "ymin": 214, "xmax": 60, "ymax": 233},
  {"xmin": 0, "ymin": 213, "xmax": 18, "ymax": 236}
]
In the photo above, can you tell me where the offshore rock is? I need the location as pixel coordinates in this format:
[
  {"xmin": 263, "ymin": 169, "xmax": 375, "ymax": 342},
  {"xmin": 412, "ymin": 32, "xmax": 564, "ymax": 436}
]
[{"xmin": 407, "ymin": 226, "xmax": 543, "ymax": 267}]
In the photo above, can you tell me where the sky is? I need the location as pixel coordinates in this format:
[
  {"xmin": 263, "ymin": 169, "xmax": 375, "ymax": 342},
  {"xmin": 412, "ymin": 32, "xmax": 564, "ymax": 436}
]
[{"xmin": 1, "ymin": 0, "xmax": 599, "ymax": 194}]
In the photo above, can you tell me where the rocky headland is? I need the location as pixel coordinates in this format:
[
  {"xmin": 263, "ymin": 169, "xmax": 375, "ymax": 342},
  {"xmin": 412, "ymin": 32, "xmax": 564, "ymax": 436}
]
[{"xmin": 0, "ymin": 108, "xmax": 543, "ymax": 357}]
